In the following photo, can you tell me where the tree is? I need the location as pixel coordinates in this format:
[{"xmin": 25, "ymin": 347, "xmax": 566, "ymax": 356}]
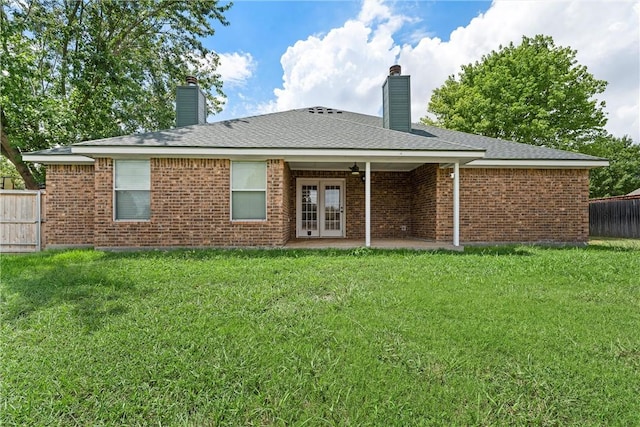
[
  {"xmin": 0, "ymin": 155, "xmax": 24, "ymax": 189},
  {"xmin": 423, "ymin": 35, "xmax": 608, "ymax": 150},
  {"xmin": 579, "ymin": 134, "xmax": 640, "ymax": 198},
  {"xmin": 1, "ymin": 0, "xmax": 231, "ymax": 189}
]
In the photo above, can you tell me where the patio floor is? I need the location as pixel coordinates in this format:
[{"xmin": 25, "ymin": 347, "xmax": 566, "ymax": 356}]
[{"xmin": 283, "ymin": 238, "xmax": 463, "ymax": 251}]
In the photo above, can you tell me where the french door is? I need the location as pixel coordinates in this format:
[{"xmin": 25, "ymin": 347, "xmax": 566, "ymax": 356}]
[{"xmin": 297, "ymin": 179, "xmax": 345, "ymax": 238}]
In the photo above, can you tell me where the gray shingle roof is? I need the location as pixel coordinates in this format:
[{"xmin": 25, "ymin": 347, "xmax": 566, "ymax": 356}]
[
  {"xmin": 73, "ymin": 108, "xmax": 481, "ymax": 152},
  {"xmin": 320, "ymin": 109, "xmax": 603, "ymax": 161},
  {"xmin": 31, "ymin": 106, "xmax": 604, "ymax": 161}
]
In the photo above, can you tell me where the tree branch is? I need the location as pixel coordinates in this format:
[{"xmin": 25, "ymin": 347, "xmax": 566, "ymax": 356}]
[{"xmin": 0, "ymin": 110, "xmax": 39, "ymax": 189}]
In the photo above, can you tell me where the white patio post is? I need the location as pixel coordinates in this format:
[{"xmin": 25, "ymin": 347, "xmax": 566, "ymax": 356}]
[
  {"xmin": 365, "ymin": 161, "xmax": 371, "ymax": 247},
  {"xmin": 453, "ymin": 162, "xmax": 460, "ymax": 247}
]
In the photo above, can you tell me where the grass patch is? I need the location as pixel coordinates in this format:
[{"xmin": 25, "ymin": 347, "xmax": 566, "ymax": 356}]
[{"xmin": 1, "ymin": 243, "xmax": 639, "ymax": 425}]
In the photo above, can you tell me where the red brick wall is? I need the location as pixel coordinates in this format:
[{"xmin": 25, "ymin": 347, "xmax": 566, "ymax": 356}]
[
  {"xmin": 282, "ymin": 163, "xmax": 292, "ymax": 242},
  {"xmin": 91, "ymin": 158, "xmax": 288, "ymax": 248},
  {"xmin": 288, "ymin": 170, "xmax": 412, "ymax": 239},
  {"xmin": 44, "ymin": 165, "xmax": 95, "ymax": 247},
  {"xmin": 44, "ymin": 160, "xmax": 590, "ymax": 247},
  {"xmin": 410, "ymin": 164, "xmax": 438, "ymax": 240},
  {"xmin": 435, "ymin": 168, "xmax": 590, "ymax": 244},
  {"xmin": 289, "ymin": 171, "xmax": 362, "ymax": 238}
]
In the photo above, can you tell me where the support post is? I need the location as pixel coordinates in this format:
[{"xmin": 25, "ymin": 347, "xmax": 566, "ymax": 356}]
[
  {"xmin": 453, "ymin": 162, "xmax": 460, "ymax": 247},
  {"xmin": 365, "ymin": 161, "xmax": 371, "ymax": 247},
  {"xmin": 36, "ymin": 190, "xmax": 42, "ymax": 251}
]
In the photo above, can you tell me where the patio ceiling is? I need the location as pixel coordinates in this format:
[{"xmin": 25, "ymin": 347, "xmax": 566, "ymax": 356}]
[{"xmin": 287, "ymin": 161, "xmax": 426, "ymax": 172}]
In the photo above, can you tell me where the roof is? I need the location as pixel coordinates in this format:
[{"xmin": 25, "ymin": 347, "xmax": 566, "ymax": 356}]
[
  {"xmin": 24, "ymin": 106, "xmax": 607, "ymax": 168},
  {"xmin": 72, "ymin": 107, "xmax": 479, "ymax": 152}
]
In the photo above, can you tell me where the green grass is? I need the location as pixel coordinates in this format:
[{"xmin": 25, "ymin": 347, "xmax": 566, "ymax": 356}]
[{"xmin": 1, "ymin": 242, "xmax": 639, "ymax": 426}]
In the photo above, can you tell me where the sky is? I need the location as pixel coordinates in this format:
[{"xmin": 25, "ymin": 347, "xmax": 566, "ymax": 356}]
[{"xmin": 205, "ymin": 0, "xmax": 640, "ymax": 142}]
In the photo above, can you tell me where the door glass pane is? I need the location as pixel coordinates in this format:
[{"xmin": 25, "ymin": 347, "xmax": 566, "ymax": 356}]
[
  {"xmin": 301, "ymin": 185, "xmax": 318, "ymax": 231},
  {"xmin": 324, "ymin": 185, "xmax": 341, "ymax": 231}
]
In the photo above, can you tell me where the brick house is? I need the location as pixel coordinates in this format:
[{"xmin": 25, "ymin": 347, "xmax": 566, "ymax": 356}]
[{"xmin": 24, "ymin": 66, "xmax": 607, "ymax": 249}]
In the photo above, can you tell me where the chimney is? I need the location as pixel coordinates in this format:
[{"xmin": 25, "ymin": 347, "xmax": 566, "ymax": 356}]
[
  {"xmin": 176, "ymin": 76, "xmax": 207, "ymax": 127},
  {"xmin": 382, "ymin": 65, "xmax": 411, "ymax": 132}
]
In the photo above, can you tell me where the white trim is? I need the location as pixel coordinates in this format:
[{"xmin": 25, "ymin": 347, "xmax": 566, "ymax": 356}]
[
  {"xmin": 71, "ymin": 146, "xmax": 485, "ymax": 161},
  {"xmin": 21, "ymin": 154, "xmax": 95, "ymax": 164},
  {"xmin": 453, "ymin": 162, "xmax": 460, "ymax": 247},
  {"xmin": 365, "ymin": 162, "xmax": 371, "ymax": 248},
  {"xmin": 463, "ymin": 159, "xmax": 609, "ymax": 169},
  {"xmin": 0, "ymin": 190, "xmax": 42, "ymax": 194}
]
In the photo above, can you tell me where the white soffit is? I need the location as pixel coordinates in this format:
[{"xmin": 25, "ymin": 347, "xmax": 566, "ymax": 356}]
[
  {"xmin": 21, "ymin": 154, "xmax": 95, "ymax": 165},
  {"xmin": 463, "ymin": 159, "xmax": 609, "ymax": 169}
]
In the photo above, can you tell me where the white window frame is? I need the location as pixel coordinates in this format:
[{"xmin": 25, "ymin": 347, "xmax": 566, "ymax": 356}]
[
  {"xmin": 113, "ymin": 159, "xmax": 151, "ymax": 222},
  {"xmin": 230, "ymin": 161, "xmax": 267, "ymax": 221}
]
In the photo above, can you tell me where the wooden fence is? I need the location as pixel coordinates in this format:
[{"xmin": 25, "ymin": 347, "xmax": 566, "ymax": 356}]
[
  {"xmin": 0, "ymin": 190, "xmax": 42, "ymax": 252},
  {"xmin": 589, "ymin": 196, "xmax": 640, "ymax": 238}
]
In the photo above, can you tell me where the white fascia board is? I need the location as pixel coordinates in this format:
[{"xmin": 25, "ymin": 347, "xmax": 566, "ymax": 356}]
[
  {"xmin": 21, "ymin": 154, "xmax": 95, "ymax": 165},
  {"xmin": 463, "ymin": 159, "xmax": 609, "ymax": 169},
  {"xmin": 70, "ymin": 146, "xmax": 486, "ymax": 162}
]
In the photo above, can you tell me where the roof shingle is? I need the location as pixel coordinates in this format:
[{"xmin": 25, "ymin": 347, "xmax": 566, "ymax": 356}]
[{"xmin": 30, "ymin": 107, "xmax": 604, "ymax": 161}]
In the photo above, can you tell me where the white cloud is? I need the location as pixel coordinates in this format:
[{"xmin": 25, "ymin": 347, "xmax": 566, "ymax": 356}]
[
  {"xmin": 217, "ymin": 52, "xmax": 256, "ymax": 88},
  {"xmin": 266, "ymin": 0, "xmax": 640, "ymax": 141}
]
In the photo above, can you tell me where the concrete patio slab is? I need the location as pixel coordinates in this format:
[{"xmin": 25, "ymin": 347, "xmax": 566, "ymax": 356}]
[{"xmin": 283, "ymin": 238, "xmax": 463, "ymax": 251}]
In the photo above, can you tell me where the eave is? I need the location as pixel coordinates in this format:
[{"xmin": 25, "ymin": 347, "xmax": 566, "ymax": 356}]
[
  {"xmin": 21, "ymin": 154, "xmax": 95, "ymax": 165},
  {"xmin": 69, "ymin": 146, "xmax": 486, "ymax": 165},
  {"xmin": 462, "ymin": 159, "xmax": 609, "ymax": 169}
]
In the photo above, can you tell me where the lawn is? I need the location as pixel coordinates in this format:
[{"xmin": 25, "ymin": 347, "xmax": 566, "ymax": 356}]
[{"xmin": 1, "ymin": 242, "xmax": 639, "ymax": 425}]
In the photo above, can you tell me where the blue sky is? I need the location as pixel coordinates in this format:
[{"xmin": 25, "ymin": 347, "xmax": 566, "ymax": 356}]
[{"xmin": 202, "ymin": 0, "xmax": 639, "ymax": 141}]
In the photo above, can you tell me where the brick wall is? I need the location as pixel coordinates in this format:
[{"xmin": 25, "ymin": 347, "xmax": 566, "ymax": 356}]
[
  {"xmin": 91, "ymin": 158, "xmax": 288, "ymax": 248},
  {"xmin": 435, "ymin": 168, "xmax": 590, "ymax": 244},
  {"xmin": 44, "ymin": 165, "xmax": 95, "ymax": 247},
  {"xmin": 289, "ymin": 170, "xmax": 412, "ymax": 239},
  {"xmin": 410, "ymin": 164, "xmax": 438, "ymax": 240},
  {"xmin": 44, "ymin": 160, "xmax": 590, "ymax": 248},
  {"xmin": 282, "ymin": 163, "xmax": 292, "ymax": 242}
]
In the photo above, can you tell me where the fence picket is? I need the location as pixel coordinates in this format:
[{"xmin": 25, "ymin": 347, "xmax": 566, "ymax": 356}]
[{"xmin": 589, "ymin": 198, "xmax": 640, "ymax": 238}]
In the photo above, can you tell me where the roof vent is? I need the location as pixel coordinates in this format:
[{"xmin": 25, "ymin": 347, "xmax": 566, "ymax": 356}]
[
  {"xmin": 185, "ymin": 75, "xmax": 198, "ymax": 86},
  {"xmin": 389, "ymin": 65, "xmax": 401, "ymax": 76},
  {"xmin": 307, "ymin": 106, "xmax": 343, "ymax": 115}
]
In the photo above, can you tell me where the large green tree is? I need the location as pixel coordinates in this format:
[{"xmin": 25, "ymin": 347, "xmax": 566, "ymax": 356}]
[
  {"xmin": 1, "ymin": 0, "xmax": 231, "ymax": 189},
  {"xmin": 423, "ymin": 35, "xmax": 608, "ymax": 150},
  {"xmin": 580, "ymin": 134, "xmax": 640, "ymax": 198}
]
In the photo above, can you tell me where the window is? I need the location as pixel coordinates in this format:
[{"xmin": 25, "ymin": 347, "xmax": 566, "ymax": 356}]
[
  {"xmin": 231, "ymin": 161, "xmax": 266, "ymax": 220},
  {"xmin": 114, "ymin": 160, "xmax": 150, "ymax": 220}
]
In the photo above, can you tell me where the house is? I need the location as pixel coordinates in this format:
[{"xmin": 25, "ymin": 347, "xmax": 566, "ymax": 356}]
[{"xmin": 23, "ymin": 65, "xmax": 608, "ymax": 250}]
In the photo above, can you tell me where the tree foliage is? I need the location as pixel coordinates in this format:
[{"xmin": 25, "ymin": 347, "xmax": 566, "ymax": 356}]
[
  {"xmin": 580, "ymin": 134, "xmax": 640, "ymax": 198},
  {"xmin": 424, "ymin": 35, "xmax": 608, "ymax": 150},
  {"xmin": 423, "ymin": 34, "xmax": 640, "ymax": 198},
  {"xmin": 1, "ymin": 0, "xmax": 231, "ymax": 188}
]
